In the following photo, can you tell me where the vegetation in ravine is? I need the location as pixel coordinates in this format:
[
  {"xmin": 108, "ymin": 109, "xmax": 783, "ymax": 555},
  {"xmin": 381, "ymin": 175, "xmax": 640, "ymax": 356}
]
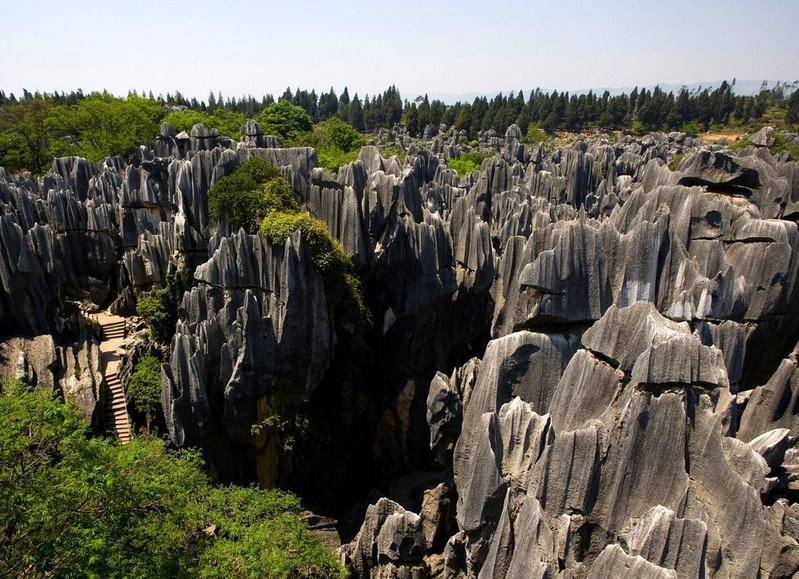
[
  {"xmin": 136, "ymin": 286, "xmax": 178, "ymax": 345},
  {"xmin": 127, "ymin": 355, "xmax": 163, "ymax": 433},
  {"xmin": 208, "ymin": 157, "xmax": 295, "ymax": 234},
  {"xmin": 447, "ymin": 151, "xmax": 490, "ymax": 177},
  {"xmin": 0, "ymin": 379, "xmax": 345, "ymax": 579},
  {"xmin": 255, "ymin": 181, "xmax": 372, "ymax": 511}
]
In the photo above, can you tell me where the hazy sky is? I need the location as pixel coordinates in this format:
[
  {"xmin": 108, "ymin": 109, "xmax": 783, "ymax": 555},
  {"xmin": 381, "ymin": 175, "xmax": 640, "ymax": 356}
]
[{"xmin": 1, "ymin": 0, "xmax": 797, "ymax": 101}]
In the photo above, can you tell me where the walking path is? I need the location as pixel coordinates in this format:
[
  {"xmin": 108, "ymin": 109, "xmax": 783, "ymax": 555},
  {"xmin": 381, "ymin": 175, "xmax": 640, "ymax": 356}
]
[{"xmin": 94, "ymin": 313, "xmax": 132, "ymax": 444}]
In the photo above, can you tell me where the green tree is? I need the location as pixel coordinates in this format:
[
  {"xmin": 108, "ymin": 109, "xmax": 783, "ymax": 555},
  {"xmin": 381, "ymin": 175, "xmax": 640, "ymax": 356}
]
[
  {"xmin": 208, "ymin": 158, "xmax": 296, "ymax": 233},
  {"xmin": 136, "ymin": 287, "xmax": 177, "ymax": 344},
  {"xmin": 162, "ymin": 109, "xmax": 246, "ymax": 138},
  {"xmin": 46, "ymin": 92, "xmax": 162, "ymax": 161},
  {"xmin": 787, "ymin": 88, "xmax": 799, "ymax": 125},
  {"xmin": 0, "ymin": 99, "xmax": 53, "ymax": 173},
  {"xmin": 256, "ymin": 101, "xmax": 313, "ymax": 143},
  {"xmin": 127, "ymin": 356, "xmax": 162, "ymax": 432},
  {"xmin": 0, "ymin": 381, "xmax": 345, "ymax": 578}
]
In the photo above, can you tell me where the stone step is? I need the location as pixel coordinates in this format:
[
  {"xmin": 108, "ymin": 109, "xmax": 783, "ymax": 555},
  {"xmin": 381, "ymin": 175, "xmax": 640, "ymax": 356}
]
[{"xmin": 99, "ymin": 316, "xmax": 131, "ymax": 445}]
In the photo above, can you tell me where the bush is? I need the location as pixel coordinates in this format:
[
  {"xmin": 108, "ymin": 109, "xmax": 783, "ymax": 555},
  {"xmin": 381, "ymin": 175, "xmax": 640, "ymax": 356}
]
[
  {"xmin": 317, "ymin": 146, "xmax": 360, "ymax": 172},
  {"xmin": 681, "ymin": 122, "xmax": 701, "ymax": 138},
  {"xmin": 322, "ymin": 117, "xmax": 366, "ymax": 152},
  {"xmin": 208, "ymin": 158, "xmax": 296, "ymax": 233},
  {"xmin": 447, "ymin": 151, "xmax": 486, "ymax": 177},
  {"xmin": 381, "ymin": 145, "xmax": 406, "ymax": 162},
  {"xmin": 128, "ymin": 356, "xmax": 162, "ymax": 432},
  {"xmin": 286, "ymin": 118, "xmax": 366, "ymax": 172},
  {"xmin": 235, "ymin": 156, "xmax": 282, "ymax": 183},
  {"xmin": 200, "ymin": 487, "xmax": 345, "ymax": 578},
  {"xmin": 162, "ymin": 109, "xmax": 247, "ymax": 138},
  {"xmin": 137, "ymin": 288, "xmax": 177, "ymax": 344},
  {"xmin": 523, "ymin": 124, "xmax": 548, "ymax": 145},
  {"xmin": 0, "ymin": 382, "xmax": 345, "ymax": 578},
  {"xmin": 261, "ymin": 213, "xmax": 349, "ymax": 279},
  {"xmin": 257, "ymin": 101, "xmax": 313, "ymax": 142},
  {"xmin": 668, "ymin": 153, "xmax": 684, "ymax": 172}
]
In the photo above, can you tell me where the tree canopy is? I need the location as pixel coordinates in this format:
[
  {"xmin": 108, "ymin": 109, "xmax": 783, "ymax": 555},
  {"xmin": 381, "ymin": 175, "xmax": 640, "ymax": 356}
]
[
  {"xmin": 2, "ymin": 81, "xmax": 797, "ymax": 176},
  {"xmin": 207, "ymin": 157, "xmax": 297, "ymax": 234},
  {"xmin": 256, "ymin": 101, "xmax": 313, "ymax": 143},
  {"xmin": 0, "ymin": 379, "xmax": 345, "ymax": 578}
]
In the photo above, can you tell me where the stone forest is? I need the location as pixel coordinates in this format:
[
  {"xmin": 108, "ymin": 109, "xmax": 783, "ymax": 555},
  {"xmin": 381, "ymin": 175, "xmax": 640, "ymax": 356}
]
[{"xmin": 2, "ymin": 84, "xmax": 799, "ymax": 578}]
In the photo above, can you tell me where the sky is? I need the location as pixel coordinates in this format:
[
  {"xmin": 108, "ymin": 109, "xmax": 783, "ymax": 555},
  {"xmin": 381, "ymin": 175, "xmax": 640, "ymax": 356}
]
[{"xmin": 1, "ymin": 0, "xmax": 797, "ymax": 102}]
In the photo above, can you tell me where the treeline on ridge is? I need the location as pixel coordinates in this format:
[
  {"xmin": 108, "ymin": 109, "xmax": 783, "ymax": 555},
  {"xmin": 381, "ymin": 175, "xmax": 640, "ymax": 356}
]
[{"xmin": 2, "ymin": 80, "xmax": 798, "ymax": 174}]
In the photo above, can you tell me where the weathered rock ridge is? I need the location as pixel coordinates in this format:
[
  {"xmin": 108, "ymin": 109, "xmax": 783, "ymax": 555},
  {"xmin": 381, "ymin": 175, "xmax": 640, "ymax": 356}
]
[{"xmin": 3, "ymin": 122, "xmax": 799, "ymax": 578}]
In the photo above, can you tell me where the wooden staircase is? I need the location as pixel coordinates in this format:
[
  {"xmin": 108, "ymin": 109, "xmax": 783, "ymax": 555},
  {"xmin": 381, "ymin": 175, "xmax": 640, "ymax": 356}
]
[{"xmin": 97, "ymin": 314, "xmax": 132, "ymax": 444}]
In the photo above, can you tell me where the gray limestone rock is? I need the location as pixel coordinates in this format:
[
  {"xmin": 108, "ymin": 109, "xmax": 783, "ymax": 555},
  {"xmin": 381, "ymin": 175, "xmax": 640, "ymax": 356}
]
[
  {"xmin": 739, "ymin": 344, "xmax": 799, "ymax": 442},
  {"xmin": 627, "ymin": 506, "xmax": 708, "ymax": 579},
  {"xmin": 163, "ymin": 229, "xmax": 335, "ymax": 451},
  {"xmin": 61, "ymin": 330, "xmax": 105, "ymax": 430},
  {"xmin": 750, "ymin": 126, "xmax": 775, "ymax": 148},
  {"xmin": 341, "ymin": 497, "xmax": 428, "ymax": 579},
  {"xmin": 427, "ymin": 372, "xmax": 463, "ymax": 468},
  {"xmin": 453, "ymin": 331, "xmax": 578, "ymax": 499},
  {"xmin": 678, "ymin": 150, "xmax": 760, "ymax": 191},
  {"xmin": 587, "ymin": 545, "xmax": 677, "ymax": 579},
  {"xmin": 747, "ymin": 428, "xmax": 792, "ymax": 470}
]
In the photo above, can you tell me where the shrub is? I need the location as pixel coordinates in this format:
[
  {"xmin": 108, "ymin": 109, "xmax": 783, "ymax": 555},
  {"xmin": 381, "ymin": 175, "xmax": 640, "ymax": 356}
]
[
  {"xmin": 199, "ymin": 487, "xmax": 345, "ymax": 578},
  {"xmin": 162, "ymin": 109, "xmax": 246, "ymax": 138},
  {"xmin": 681, "ymin": 122, "xmax": 701, "ymax": 138},
  {"xmin": 668, "ymin": 153, "xmax": 684, "ymax": 172},
  {"xmin": 137, "ymin": 287, "xmax": 177, "ymax": 344},
  {"xmin": 381, "ymin": 145, "xmax": 406, "ymax": 162},
  {"xmin": 256, "ymin": 101, "xmax": 313, "ymax": 142},
  {"xmin": 523, "ymin": 124, "xmax": 548, "ymax": 145},
  {"xmin": 317, "ymin": 146, "xmax": 360, "ymax": 172},
  {"xmin": 128, "ymin": 356, "xmax": 162, "ymax": 432},
  {"xmin": 262, "ymin": 178, "xmax": 300, "ymax": 215},
  {"xmin": 770, "ymin": 132, "xmax": 799, "ymax": 158},
  {"xmin": 0, "ymin": 382, "xmax": 346, "ymax": 578},
  {"xmin": 322, "ymin": 117, "xmax": 366, "ymax": 152},
  {"xmin": 286, "ymin": 118, "xmax": 366, "ymax": 172},
  {"xmin": 235, "ymin": 156, "xmax": 282, "ymax": 183},
  {"xmin": 261, "ymin": 212, "xmax": 349, "ymax": 280},
  {"xmin": 208, "ymin": 158, "xmax": 296, "ymax": 233},
  {"xmin": 447, "ymin": 151, "xmax": 486, "ymax": 177}
]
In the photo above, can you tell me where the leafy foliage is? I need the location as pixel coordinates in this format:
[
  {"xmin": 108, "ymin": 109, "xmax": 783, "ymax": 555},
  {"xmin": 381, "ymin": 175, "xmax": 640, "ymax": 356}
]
[
  {"xmin": 319, "ymin": 117, "xmax": 367, "ymax": 152},
  {"xmin": 447, "ymin": 151, "xmax": 487, "ymax": 176},
  {"xmin": 162, "ymin": 109, "xmax": 247, "ymax": 138},
  {"xmin": 287, "ymin": 117, "xmax": 366, "ymax": 172},
  {"xmin": 136, "ymin": 287, "xmax": 177, "ymax": 344},
  {"xmin": 680, "ymin": 122, "xmax": 701, "ymax": 138},
  {"xmin": 0, "ymin": 381, "xmax": 345, "ymax": 578},
  {"xmin": 522, "ymin": 124, "xmax": 549, "ymax": 146},
  {"xmin": 380, "ymin": 145, "xmax": 407, "ymax": 162},
  {"xmin": 208, "ymin": 158, "xmax": 296, "ymax": 233},
  {"xmin": 45, "ymin": 92, "xmax": 162, "ymax": 162},
  {"xmin": 199, "ymin": 487, "xmax": 346, "ymax": 579},
  {"xmin": 260, "ymin": 211, "xmax": 372, "ymax": 509},
  {"xmin": 257, "ymin": 101, "xmax": 313, "ymax": 143},
  {"xmin": 127, "ymin": 356, "xmax": 162, "ymax": 432},
  {"xmin": 261, "ymin": 213, "xmax": 349, "ymax": 279},
  {"xmin": 316, "ymin": 147, "xmax": 360, "ymax": 173},
  {"xmin": 729, "ymin": 130, "xmax": 799, "ymax": 158}
]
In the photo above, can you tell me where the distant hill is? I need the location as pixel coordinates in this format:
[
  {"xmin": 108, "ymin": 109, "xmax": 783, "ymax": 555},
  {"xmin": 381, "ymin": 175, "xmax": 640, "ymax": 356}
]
[{"xmin": 425, "ymin": 80, "xmax": 798, "ymax": 104}]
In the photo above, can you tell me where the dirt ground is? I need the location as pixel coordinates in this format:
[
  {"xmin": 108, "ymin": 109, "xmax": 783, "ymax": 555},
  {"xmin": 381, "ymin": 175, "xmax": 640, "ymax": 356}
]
[{"xmin": 698, "ymin": 132, "xmax": 746, "ymax": 144}]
